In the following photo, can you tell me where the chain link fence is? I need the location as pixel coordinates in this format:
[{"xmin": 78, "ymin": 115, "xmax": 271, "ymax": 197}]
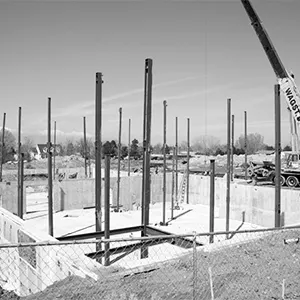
[{"xmin": 0, "ymin": 225, "xmax": 299, "ymax": 300}]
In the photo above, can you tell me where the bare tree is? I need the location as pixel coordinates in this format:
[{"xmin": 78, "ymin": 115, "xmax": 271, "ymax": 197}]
[
  {"xmin": 0, "ymin": 129, "xmax": 16, "ymax": 162},
  {"xmin": 179, "ymin": 141, "xmax": 188, "ymax": 152},
  {"xmin": 152, "ymin": 143, "xmax": 162, "ymax": 154},
  {"xmin": 75, "ymin": 137, "xmax": 94, "ymax": 159},
  {"xmin": 236, "ymin": 133, "xmax": 264, "ymax": 155},
  {"xmin": 192, "ymin": 135, "xmax": 221, "ymax": 155},
  {"xmin": 21, "ymin": 136, "xmax": 35, "ymax": 161}
]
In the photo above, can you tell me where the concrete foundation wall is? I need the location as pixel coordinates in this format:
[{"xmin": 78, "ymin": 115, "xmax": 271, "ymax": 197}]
[
  {"xmin": 53, "ymin": 174, "xmax": 179, "ymax": 212},
  {"xmin": 218, "ymin": 181, "xmax": 300, "ymax": 227},
  {"xmin": 0, "ymin": 208, "xmax": 97, "ymax": 297},
  {"xmin": 53, "ymin": 178, "xmax": 114, "ymax": 211},
  {"xmin": 3, "ymin": 167, "xmax": 86, "ymax": 179},
  {"xmin": 53, "ymin": 174, "xmax": 300, "ymax": 227},
  {"xmin": 111, "ymin": 174, "xmax": 176, "ymax": 210},
  {"xmin": 0, "ymin": 182, "xmax": 26, "ymax": 215}
]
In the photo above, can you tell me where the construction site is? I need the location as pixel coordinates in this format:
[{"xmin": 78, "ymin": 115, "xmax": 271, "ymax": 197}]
[{"xmin": 0, "ymin": 0, "xmax": 300, "ymax": 299}]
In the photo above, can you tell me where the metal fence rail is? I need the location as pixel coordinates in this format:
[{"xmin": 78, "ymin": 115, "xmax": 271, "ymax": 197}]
[{"xmin": 0, "ymin": 225, "xmax": 299, "ymax": 300}]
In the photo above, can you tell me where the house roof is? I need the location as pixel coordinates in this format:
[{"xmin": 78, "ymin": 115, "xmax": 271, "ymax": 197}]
[
  {"xmin": 36, "ymin": 144, "xmax": 48, "ymax": 154},
  {"xmin": 36, "ymin": 144, "xmax": 62, "ymax": 154}
]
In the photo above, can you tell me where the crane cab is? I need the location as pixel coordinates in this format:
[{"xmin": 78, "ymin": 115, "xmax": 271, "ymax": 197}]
[{"xmin": 286, "ymin": 153, "xmax": 300, "ymax": 169}]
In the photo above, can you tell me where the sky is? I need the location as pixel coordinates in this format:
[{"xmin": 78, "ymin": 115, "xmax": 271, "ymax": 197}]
[{"xmin": 1, "ymin": 0, "xmax": 300, "ymax": 148}]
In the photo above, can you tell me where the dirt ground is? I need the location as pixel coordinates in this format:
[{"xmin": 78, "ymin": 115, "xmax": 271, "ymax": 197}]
[
  {"xmin": 0, "ymin": 287, "xmax": 20, "ymax": 300},
  {"xmin": 14, "ymin": 228, "xmax": 300, "ymax": 300}
]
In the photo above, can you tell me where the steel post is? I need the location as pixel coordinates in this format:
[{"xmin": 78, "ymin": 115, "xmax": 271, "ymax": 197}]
[
  {"xmin": 141, "ymin": 58, "xmax": 153, "ymax": 259},
  {"xmin": 17, "ymin": 107, "xmax": 22, "ymax": 218},
  {"xmin": 95, "ymin": 72, "xmax": 103, "ymax": 232},
  {"xmin": 20, "ymin": 153, "xmax": 24, "ymax": 219},
  {"xmin": 47, "ymin": 98, "xmax": 53, "ymax": 236},
  {"xmin": 162, "ymin": 100, "xmax": 167, "ymax": 225},
  {"xmin": 226, "ymin": 98, "xmax": 231, "ymax": 237},
  {"xmin": 104, "ymin": 155, "xmax": 110, "ymax": 266},
  {"xmin": 128, "ymin": 118, "xmax": 131, "ymax": 176},
  {"xmin": 171, "ymin": 147, "xmax": 175, "ymax": 220},
  {"xmin": 83, "ymin": 116, "xmax": 88, "ymax": 178},
  {"xmin": 244, "ymin": 111, "xmax": 248, "ymax": 180},
  {"xmin": 53, "ymin": 121, "xmax": 57, "ymax": 181},
  {"xmin": 209, "ymin": 159, "xmax": 215, "ymax": 243},
  {"xmin": 0, "ymin": 112, "xmax": 6, "ymax": 182},
  {"xmin": 175, "ymin": 117, "xmax": 178, "ymax": 203},
  {"xmin": 187, "ymin": 118, "xmax": 190, "ymax": 204},
  {"xmin": 117, "ymin": 107, "xmax": 122, "ymax": 212},
  {"xmin": 274, "ymin": 84, "xmax": 281, "ymax": 227},
  {"xmin": 231, "ymin": 114, "xmax": 234, "ymax": 181}
]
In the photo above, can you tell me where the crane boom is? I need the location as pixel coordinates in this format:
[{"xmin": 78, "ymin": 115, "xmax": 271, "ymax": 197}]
[
  {"xmin": 240, "ymin": 0, "xmax": 288, "ymax": 79},
  {"xmin": 240, "ymin": 0, "xmax": 300, "ymax": 153}
]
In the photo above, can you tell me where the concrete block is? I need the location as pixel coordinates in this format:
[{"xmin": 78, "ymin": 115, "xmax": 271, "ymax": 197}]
[{"xmin": 0, "ymin": 207, "xmax": 98, "ymax": 297}]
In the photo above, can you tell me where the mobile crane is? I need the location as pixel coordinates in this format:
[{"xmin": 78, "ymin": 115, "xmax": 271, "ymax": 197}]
[{"xmin": 241, "ymin": 0, "xmax": 300, "ymax": 187}]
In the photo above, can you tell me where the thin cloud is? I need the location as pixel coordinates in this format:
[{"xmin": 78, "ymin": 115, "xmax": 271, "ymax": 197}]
[
  {"xmin": 39, "ymin": 129, "xmax": 92, "ymax": 138},
  {"xmin": 118, "ymin": 82, "xmax": 237, "ymax": 109},
  {"xmin": 51, "ymin": 76, "xmax": 198, "ymax": 119}
]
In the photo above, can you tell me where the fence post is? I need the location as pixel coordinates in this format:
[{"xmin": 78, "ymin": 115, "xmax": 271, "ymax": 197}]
[{"xmin": 193, "ymin": 232, "xmax": 197, "ymax": 300}]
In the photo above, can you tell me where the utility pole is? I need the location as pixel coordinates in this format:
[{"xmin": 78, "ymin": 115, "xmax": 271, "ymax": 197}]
[
  {"xmin": 95, "ymin": 72, "xmax": 103, "ymax": 232},
  {"xmin": 274, "ymin": 84, "xmax": 281, "ymax": 227},
  {"xmin": 0, "ymin": 113, "xmax": 6, "ymax": 182},
  {"xmin": 128, "ymin": 119, "xmax": 131, "ymax": 176},
  {"xmin": 116, "ymin": 107, "xmax": 122, "ymax": 212},
  {"xmin": 226, "ymin": 98, "xmax": 231, "ymax": 237},
  {"xmin": 17, "ymin": 107, "xmax": 22, "ymax": 218},
  {"xmin": 187, "ymin": 118, "xmax": 190, "ymax": 204},
  {"xmin": 47, "ymin": 98, "xmax": 53, "ymax": 236},
  {"xmin": 244, "ymin": 111, "xmax": 248, "ymax": 180},
  {"xmin": 162, "ymin": 100, "xmax": 167, "ymax": 225},
  {"xmin": 83, "ymin": 116, "xmax": 88, "ymax": 178}
]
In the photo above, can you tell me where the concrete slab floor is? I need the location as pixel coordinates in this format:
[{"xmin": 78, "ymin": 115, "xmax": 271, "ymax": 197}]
[
  {"xmin": 24, "ymin": 192, "xmax": 264, "ymax": 241},
  {"xmin": 21, "ymin": 192, "xmax": 267, "ymax": 274}
]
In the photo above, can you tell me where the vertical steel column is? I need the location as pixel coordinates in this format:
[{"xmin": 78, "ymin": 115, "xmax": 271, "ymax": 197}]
[
  {"xmin": 141, "ymin": 58, "xmax": 153, "ymax": 259},
  {"xmin": 47, "ymin": 98, "xmax": 53, "ymax": 236},
  {"xmin": 231, "ymin": 115, "xmax": 234, "ymax": 181},
  {"xmin": 17, "ymin": 107, "xmax": 22, "ymax": 218},
  {"xmin": 171, "ymin": 147, "xmax": 175, "ymax": 220},
  {"xmin": 209, "ymin": 159, "xmax": 215, "ymax": 244},
  {"xmin": 175, "ymin": 117, "xmax": 178, "ymax": 204},
  {"xmin": 187, "ymin": 118, "xmax": 190, "ymax": 204},
  {"xmin": 144, "ymin": 58, "xmax": 153, "ymax": 234},
  {"xmin": 116, "ymin": 107, "xmax": 122, "ymax": 212},
  {"xmin": 162, "ymin": 100, "xmax": 167, "ymax": 225},
  {"xmin": 128, "ymin": 119, "xmax": 131, "ymax": 176},
  {"xmin": 244, "ymin": 111, "xmax": 248, "ymax": 180},
  {"xmin": 95, "ymin": 72, "xmax": 103, "ymax": 232},
  {"xmin": 226, "ymin": 98, "xmax": 231, "ymax": 237},
  {"xmin": 104, "ymin": 155, "xmax": 110, "ymax": 266},
  {"xmin": 20, "ymin": 153, "xmax": 24, "ymax": 219},
  {"xmin": 83, "ymin": 116, "xmax": 88, "ymax": 178},
  {"xmin": 53, "ymin": 121, "xmax": 56, "ymax": 181},
  {"xmin": 274, "ymin": 84, "xmax": 281, "ymax": 227},
  {"xmin": 141, "ymin": 59, "xmax": 147, "ymax": 229},
  {"xmin": 0, "ymin": 113, "xmax": 6, "ymax": 182}
]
